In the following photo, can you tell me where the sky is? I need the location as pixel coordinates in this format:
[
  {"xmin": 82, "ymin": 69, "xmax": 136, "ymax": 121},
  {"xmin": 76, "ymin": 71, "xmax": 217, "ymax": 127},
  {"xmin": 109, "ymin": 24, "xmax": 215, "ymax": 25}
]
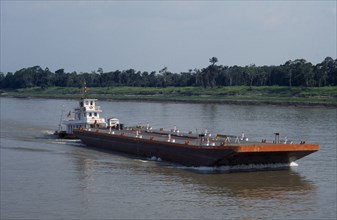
[{"xmin": 0, "ymin": 0, "xmax": 336, "ymax": 74}]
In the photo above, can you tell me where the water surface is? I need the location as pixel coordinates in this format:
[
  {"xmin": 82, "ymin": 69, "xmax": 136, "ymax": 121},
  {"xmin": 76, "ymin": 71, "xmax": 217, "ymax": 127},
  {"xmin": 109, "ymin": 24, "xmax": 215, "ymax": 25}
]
[{"xmin": 1, "ymin": 97, "xmax": 336, "ymax": 219}]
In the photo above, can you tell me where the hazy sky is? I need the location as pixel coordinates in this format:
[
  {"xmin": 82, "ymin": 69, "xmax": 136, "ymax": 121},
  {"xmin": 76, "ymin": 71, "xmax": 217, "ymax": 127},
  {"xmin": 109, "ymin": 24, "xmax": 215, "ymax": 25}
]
[{"xmin": 1, "ymin": 1, "xmax": 336, "ymax": 74}]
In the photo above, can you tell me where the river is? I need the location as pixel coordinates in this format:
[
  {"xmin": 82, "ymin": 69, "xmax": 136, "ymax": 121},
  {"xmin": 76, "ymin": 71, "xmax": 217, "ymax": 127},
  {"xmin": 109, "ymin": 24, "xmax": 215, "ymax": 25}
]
[{"xmin": 1, "ymin": 97, "xmax": 336, "ymax": 219}]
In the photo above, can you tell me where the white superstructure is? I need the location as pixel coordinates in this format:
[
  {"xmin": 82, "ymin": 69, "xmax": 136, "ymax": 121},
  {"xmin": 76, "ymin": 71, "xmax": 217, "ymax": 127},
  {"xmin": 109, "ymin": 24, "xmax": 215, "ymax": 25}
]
[
  {"xmin": 63, "ymin": 97, "xmax": 107, "ymax": 134},
  {"xmin": 55, "ymin": 83, "xmax": 120, "ymax": 138}
]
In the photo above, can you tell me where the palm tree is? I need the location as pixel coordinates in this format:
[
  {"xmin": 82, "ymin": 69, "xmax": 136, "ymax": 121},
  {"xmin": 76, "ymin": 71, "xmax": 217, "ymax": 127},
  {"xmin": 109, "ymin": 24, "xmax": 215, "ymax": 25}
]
[{"xmin": 209, "ymin": 57, "xmax": 218, "ymax": 66}]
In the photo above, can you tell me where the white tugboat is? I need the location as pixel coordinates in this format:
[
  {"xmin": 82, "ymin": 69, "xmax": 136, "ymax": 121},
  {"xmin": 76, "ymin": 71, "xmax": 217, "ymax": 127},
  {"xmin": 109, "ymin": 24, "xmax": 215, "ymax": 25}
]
[{"xmin": 55, "ymin": 83, "xmax": 119, "ymax": 138}]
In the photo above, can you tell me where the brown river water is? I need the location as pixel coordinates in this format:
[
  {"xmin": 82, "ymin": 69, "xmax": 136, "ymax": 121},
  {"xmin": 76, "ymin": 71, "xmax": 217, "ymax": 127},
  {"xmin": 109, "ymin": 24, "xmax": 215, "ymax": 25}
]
[{"xmin": 1, "ymin": 97, "xmax": 336, "ymax": 219}]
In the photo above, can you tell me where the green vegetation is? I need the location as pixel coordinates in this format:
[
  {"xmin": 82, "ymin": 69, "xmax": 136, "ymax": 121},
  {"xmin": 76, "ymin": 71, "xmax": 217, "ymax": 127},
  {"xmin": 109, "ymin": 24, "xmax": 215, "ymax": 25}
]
[
  {"xmin": 2, "ymin": 86, "xmax": 337, "ymax": 107},
  {"xmin": 1, "ymin": 57, "xmax": 336, "ymax": 89},
  {"xmin": 1, "ymin": 56, "xmax": 336, "ymax": 106}
]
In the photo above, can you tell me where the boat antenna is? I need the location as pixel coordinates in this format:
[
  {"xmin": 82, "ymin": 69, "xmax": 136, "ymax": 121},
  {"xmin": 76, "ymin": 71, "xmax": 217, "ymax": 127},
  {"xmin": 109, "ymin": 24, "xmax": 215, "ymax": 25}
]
[
  {"xmin": 81, "ymin": 80, "xmax": 88, "ymax": 99},
  {"xmin": 58, "ymin": 106, "xmax": 64, "ymax": 132}
]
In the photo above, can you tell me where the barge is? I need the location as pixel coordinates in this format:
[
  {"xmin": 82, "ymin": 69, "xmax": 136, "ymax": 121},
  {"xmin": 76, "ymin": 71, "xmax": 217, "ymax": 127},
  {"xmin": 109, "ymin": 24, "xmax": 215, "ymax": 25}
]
[{"xmin": 73, "ymin": 128, "xmax": 319, "ymax": 167}]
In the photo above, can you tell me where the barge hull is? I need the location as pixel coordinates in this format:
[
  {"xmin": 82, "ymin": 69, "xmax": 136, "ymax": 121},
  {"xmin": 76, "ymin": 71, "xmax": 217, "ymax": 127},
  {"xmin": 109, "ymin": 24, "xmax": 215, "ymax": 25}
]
[{"xmin": 73, "ymin": 130, "xmax": 319, "ymax": 167}]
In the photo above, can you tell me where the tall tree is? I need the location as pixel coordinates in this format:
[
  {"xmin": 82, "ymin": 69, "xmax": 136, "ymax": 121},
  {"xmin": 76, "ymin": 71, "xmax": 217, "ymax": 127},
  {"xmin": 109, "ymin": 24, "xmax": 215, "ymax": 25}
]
[
  {"xmin": 209, "ymin": 57, "xmax": 218, "ymax": 66},
  {"xmin": 246, "ymin": 64, "xmax": 257, "ymax": 89}
]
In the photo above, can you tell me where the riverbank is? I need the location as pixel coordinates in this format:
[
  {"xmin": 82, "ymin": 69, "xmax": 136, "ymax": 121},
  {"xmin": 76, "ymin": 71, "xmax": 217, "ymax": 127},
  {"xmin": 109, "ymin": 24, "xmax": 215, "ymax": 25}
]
[{"xmin": 1, "ymin": 86, "xmax": 337, "ymax": 107}]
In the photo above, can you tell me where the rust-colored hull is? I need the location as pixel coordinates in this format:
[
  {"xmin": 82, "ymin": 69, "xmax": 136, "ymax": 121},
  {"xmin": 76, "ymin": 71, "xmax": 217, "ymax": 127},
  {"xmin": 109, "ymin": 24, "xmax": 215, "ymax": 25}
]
[{"xmin": 73, "ymin": 130, "xmax": 319, "ymax": 167}]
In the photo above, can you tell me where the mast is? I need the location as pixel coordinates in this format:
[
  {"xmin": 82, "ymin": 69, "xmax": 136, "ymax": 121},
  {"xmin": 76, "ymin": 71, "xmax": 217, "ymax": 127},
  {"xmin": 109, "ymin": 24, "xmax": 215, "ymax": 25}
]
[
  {"xmin": 58, "ymin": 108, "xmax": 64, "ymax": 132},
  {"xmin": 81, "ymin": 80, "xmax": 88, "ymax": 99}
]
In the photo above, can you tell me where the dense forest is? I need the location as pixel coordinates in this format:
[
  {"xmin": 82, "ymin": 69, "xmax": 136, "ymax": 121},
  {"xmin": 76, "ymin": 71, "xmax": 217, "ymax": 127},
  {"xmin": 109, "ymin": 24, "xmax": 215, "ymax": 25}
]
[{"xmin": 1, "ymin": 57, "xmax": 336, "ymax": 89}]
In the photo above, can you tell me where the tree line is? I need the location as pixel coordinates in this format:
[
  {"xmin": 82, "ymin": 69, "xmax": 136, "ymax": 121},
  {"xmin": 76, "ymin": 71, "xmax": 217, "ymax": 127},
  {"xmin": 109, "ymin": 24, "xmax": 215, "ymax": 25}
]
[{"xmin": 0, "ymin": 57, "xmax": 336, "ymax": 89}]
